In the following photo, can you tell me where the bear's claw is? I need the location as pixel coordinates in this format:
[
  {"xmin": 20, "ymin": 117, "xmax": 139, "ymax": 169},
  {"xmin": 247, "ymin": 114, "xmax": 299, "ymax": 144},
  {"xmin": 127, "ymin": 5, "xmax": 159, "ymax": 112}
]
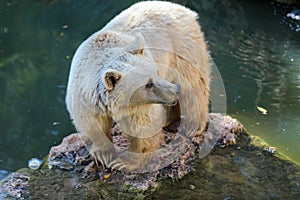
[
  {"xmin": 90, "ymin": 144, "xmax": 116, "ymax": 168},
  {"xmin": 108, "ymin": 155, "xmax": 140, "ymax": 172}
]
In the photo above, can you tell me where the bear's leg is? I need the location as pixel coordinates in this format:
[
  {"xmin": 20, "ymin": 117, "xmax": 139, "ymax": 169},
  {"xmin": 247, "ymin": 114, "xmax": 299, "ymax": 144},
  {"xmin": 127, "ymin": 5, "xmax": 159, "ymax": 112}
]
[
  {"xmin": 109, "ymin": 132, "xmax": 165, "ymax": 172},
  {"xmin": 89, "ymin": 114, "xmax": 115, "ymax": 167},
  {"xmin": 194, "ymin": 77, "xmax": 210, "ymax": 136},
  {"xmin": 163, "ymin": 103, "xmax": 181, "ymax": 132},
  {"xmin": 96, "ymin": 113, "xmax": 113, "ymax": 142},
  {"xmin": 195, "ymin": 108, "xmax": 208, "ymax": 136},
  {"xmin": 186, "ymin": 82, "xmax": 209, "ymax": 136},
  {"xmin": 128, "ymin": 131, "xmax": 164, "ymax": 153},
  {"xmin": 167, "ymin": 83, "xmax": 207, "ymax": 138}
]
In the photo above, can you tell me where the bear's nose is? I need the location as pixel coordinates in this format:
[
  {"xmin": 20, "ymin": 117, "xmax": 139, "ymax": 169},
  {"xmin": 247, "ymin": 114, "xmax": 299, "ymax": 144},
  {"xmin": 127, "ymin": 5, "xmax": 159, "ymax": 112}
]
[{"xmin": 176, "ymin": 84, "xmax": 181, "ymax": 96}]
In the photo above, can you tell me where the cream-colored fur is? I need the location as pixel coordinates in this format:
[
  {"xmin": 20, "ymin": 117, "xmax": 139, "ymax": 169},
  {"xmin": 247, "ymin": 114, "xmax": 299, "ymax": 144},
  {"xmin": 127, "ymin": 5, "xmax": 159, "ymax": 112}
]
[{"xmin": 66, "ymin": 1, "xmax": 210, "ymax": 169}]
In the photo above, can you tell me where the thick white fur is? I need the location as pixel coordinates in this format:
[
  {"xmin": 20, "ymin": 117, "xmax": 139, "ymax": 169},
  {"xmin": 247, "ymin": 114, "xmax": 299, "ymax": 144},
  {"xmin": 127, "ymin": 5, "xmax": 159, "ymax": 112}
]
[{"xmin": 65, "ymin": 1, "xmax": 210, "ymax": 169}]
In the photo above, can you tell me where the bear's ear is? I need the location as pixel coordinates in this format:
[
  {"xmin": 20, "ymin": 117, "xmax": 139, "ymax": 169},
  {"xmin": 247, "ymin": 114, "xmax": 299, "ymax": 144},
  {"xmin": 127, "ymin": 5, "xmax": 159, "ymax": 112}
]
[
  {"xmin": 103, "ymin": 69, "xmax": 122, "ymax": 91},
  {"xmin": 125, "ymin": 33, "xmax": 145, "ymax": 55}
]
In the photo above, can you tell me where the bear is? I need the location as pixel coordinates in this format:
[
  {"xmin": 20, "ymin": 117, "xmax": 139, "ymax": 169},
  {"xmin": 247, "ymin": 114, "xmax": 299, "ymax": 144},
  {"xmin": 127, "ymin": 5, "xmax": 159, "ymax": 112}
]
[{"xmin": 65, "ymin": 1, "xmax": 210, "ymax": 171}]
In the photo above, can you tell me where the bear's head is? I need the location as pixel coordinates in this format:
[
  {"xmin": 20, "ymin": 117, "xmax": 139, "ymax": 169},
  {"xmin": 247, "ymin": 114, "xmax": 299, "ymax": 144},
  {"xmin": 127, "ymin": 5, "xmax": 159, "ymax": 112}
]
[
  {"xmin": 99, "ymin": 32, "xmax": 180, "ymax": 114},
  {"xmin": 102, "ymin": 67, "xmax": 180, "ymax": 108}
]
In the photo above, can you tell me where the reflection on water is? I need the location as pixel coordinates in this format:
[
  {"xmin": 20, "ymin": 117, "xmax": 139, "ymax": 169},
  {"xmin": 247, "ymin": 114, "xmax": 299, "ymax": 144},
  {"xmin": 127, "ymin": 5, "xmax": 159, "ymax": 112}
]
[
  {"xmin": 0, "ymin": 170, "xmax": 10, "ymax": 181},
  {"xmin": 195, "ymin": 0, "xmax": 300, "ymax": 165},
  {"xmin": 0, "ymin": 0, "xmax": 299, "ymax": 176}
]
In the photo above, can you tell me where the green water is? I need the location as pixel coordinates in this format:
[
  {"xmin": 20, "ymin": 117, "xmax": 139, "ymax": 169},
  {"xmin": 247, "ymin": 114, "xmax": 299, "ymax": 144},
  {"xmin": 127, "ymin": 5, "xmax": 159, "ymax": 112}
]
[
  {"xmin": 198, "ymin": 0, "xmax": 300, "ymax": 165},
  {"xmin": 0, "ymin": 0, "xmax": 299, "ymax": 175}
]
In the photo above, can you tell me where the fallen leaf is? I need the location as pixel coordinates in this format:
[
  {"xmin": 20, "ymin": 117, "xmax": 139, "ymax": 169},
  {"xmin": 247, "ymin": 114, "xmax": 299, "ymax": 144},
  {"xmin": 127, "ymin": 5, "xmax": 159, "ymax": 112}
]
[
  {"xmin": 257, "ymin": 106, "xmax": 267, "ymax": 115},
  {"xmin": 102, "ymin": 173, "xmax": 111, "ymax": 180}
]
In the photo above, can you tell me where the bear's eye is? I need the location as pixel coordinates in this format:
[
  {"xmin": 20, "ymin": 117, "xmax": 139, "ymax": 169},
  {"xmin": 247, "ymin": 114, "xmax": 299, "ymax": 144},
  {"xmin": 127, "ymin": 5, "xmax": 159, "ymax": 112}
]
[{"xmin": 145, "ymin": 81, "xmax": 154, "ymax": 89}]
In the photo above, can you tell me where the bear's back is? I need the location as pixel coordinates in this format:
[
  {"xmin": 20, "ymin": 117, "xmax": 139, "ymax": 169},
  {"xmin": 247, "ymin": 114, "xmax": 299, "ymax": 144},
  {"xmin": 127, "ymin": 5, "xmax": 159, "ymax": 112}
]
[{"xmin": 102, "ymin": 1, "xmax": 199, "ymax": 34}]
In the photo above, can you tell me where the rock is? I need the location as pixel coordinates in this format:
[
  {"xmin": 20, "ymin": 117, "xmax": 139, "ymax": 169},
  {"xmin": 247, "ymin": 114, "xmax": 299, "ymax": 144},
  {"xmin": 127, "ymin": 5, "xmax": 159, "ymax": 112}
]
[
  {"xmin": 0, "ymin": 171, "xmax": 30, "ymax": 199},
  {"xmin": 47, "ymin": 113, "xmax": 243, "ymax": 186},
  {"xmin": 48, "ymin": 133, "xmax": 93, "ymax": 170},
  {"xmin": 1, "ymin": 114, "xmax": 300, "ymax": 199},
  {"xmin": 151, "ymin": 133, "xmax": 300, "ymax": 199}
]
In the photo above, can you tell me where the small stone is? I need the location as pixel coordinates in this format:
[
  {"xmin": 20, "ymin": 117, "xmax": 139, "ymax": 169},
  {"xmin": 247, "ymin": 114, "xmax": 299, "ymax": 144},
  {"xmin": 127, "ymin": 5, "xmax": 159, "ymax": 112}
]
[
  {"xmin": 28, "ymin": 158, "xmax": 43, "ymax": 170},
  {"xmin": 74, "ymin": 183, "xmax": 82, "ymax": 190},
  {"xmin": 189, "ymin": 184, "xmax": 195, "ymax": 190},
  {"xmin": 264, "ymin": 147, "xmax": 277, "ymax": 154}
]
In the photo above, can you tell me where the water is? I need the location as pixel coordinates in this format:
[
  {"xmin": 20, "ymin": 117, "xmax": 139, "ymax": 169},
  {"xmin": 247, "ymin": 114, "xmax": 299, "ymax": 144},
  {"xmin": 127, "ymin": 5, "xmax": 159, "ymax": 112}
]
[
  {"xmin": 194, "ymin": 0, "xmax": 300, "ymax": 165},
  {"xmin": 0, "ymin": 0, "xmax": 299, "ymax": 177}
]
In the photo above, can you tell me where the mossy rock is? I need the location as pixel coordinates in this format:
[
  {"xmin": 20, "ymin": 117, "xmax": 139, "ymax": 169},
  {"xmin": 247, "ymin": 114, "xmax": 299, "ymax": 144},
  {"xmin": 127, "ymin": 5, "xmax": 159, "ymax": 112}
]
[{"xmin": 1, "ymin": 114, "xmax": 299, "ymax": 199}]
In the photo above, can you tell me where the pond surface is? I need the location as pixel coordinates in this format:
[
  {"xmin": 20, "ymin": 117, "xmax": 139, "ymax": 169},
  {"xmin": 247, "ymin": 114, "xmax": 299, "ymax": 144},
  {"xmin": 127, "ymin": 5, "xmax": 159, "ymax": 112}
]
[{"xmin": 0, "ymin": 0, "xmax": 299, "ymax": 175}]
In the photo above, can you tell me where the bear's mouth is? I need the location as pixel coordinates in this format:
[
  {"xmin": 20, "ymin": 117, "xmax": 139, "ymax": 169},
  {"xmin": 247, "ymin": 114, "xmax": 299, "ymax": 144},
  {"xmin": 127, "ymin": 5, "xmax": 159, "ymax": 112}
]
[
  {"xmin": 156, "ymin": 98, "xmax": 179, "ymax": 106},
  {"xmin": 167, "ymin": 99, "xmax": 179, "ymax": 106}
]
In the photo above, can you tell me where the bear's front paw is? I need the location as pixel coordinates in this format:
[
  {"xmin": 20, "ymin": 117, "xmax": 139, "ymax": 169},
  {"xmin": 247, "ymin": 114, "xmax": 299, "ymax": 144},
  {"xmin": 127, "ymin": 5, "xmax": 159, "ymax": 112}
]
[
  {"xmin": 90, "ymin": 143, "xmax": 116, "ymax": 168},
  {"xmin": 108, "ymin": 152, "xmax": 143, "ymax": 172}
]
